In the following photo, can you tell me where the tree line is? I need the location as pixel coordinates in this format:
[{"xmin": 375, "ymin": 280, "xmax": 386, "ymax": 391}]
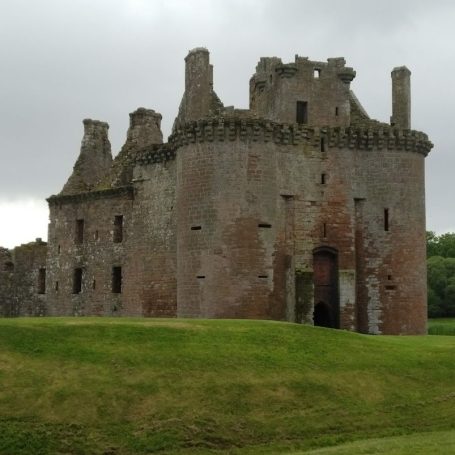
[{"xmin": 427, "ymin": 231, "xmax": 455, "ymax": 317}]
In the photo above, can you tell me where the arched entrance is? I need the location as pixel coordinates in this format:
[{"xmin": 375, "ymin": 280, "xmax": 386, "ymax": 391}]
[
  {"xmin": 313, "ymin": 247, "xmax": 339, "ymax": 329},
  {"xmin": 313, "ymin": 301, "xmax": 332, "ymax": 327}
]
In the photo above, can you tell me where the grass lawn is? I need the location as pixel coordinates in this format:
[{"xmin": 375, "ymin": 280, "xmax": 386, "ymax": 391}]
[{"xmin": 0, "ymin": 318, "xmax": 455, "ymax": 454}]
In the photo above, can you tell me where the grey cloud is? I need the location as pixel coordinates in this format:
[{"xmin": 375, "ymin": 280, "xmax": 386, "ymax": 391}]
[{"xmin": 0, "ymin": 0, "xmax": 453, "ymax": 234}]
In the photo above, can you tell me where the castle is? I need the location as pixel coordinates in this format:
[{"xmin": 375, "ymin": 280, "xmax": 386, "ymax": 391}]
[{"xmin": 0, "ymin": 48, "xmax": 433, "ymax": 334}]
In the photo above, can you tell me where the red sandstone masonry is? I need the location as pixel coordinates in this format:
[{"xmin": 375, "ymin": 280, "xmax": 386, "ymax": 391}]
[{"xmin": 0, "ymin": 49, "xmax": 432, "ymax": 335}]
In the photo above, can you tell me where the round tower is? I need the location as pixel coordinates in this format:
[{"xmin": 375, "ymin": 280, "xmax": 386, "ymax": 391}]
[{"xmin": 175, "ymin": 119, "xmax": 290, "ymax": 319}]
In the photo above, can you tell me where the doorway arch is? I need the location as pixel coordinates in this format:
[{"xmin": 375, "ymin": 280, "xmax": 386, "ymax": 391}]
[
  {"xmin": 313, "ymin": 301, "xmax": 332, "ymax": 327},
  {"xmin": 313, "ymin": 247, "xmax": 339, "ymax": 329}
]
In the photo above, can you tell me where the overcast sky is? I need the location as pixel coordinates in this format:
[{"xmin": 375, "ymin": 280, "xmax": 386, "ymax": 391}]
[{"xmin": 0, "ymin": 0, "xmax": 453, "ymax": 248}]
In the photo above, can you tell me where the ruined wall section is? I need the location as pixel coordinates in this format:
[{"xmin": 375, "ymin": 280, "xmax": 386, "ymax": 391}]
[
  {"xmin": 250, "ymin": 56, "xmax": 356, "ymax": 127},
  {"xmin": 46, "ymin": 189, "xmax": 134, "ymax": 316},
  {"xmin": 0, "ymin": 241, "xmax": 47, "ymax": 316},
  {"xmin": 0, "ymin": 248, "xmax": 14, "ymax": 316},
  {"xmin": 109, "ymin": 108, "xmax": 163, "ymax": 188},
  {"xmin": 61, "ymin": 120, "xmax": 113, "ymax": 195},
  {"xmin": 173, "ymin": 48, "xmax": 224, "ymax": 131}
]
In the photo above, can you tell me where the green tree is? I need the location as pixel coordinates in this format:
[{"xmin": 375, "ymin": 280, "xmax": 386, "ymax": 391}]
[{"xmin": 426, "ymin": 231, "xmax": 455, "ymax": 258}]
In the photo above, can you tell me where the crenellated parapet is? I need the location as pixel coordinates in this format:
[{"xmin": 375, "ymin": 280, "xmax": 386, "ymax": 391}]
[
  {"xmin": 135, "ymin": 144, "xmax": 176, "ymax": 165},
  {"xmin": 169, "ymin": 117, "xmax": 433, "ymax": 155}
]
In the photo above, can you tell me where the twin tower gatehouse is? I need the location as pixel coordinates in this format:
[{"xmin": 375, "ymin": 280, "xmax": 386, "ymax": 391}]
[{"xmin": 0, "ymin": 48, "xmax": 433, "ymax": 334}]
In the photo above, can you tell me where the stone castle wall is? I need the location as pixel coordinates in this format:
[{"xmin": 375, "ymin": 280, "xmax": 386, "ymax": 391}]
[
  {"xmin": 0, "ymin": 241, "xmax": 47, "ymax": 316},
  {"xmin": 0, "ymin": 48, "xmax": 432, "ymax": 334}
]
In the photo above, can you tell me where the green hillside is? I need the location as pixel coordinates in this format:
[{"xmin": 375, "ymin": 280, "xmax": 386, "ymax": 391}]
[{"xmin": 0, "ymin": 318, "xmax": 454, "ymax": 454}]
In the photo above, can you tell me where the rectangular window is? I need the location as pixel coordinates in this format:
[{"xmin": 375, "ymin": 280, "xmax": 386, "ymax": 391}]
[
  {"xmin": 321, "ymin": 173, "xmax": 326, "ymax": 184},
  {"xmin": 113, "ymin": 215, "xmax": 123, "ymax": 243},
  {"xmin": 320, "ymin": 137, "xmax": 326, "ymax": 153},
  {"xmin": 37, "ymin": 268, "xmax": 46, "ymax": 294},
  {"xmin": 73, "ymin": 268, "xmax": 82, "ymax": 294},
  {"xmin": 112, "ymin": 266, "xmax": 122, "ymax": 294},
  {"xmin": 296, "ymin": 101, "xmax": 308, "ymax": 124},
  {"xmin": 75, "ymin": 219, "xmax": 84, "ymax": 244},
  {"xmin": 384, "ymin": 208, "xmax": 389, "ymax": 231},
  {"xmin": 55, "ymin": 281, "xmax": 59, "ymax": 292}
]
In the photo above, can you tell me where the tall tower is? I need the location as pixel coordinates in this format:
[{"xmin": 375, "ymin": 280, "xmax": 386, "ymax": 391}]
[
  {"xmin": 391, "ymin": 66, "xmax": 411, "ymax": 129},
  {"xmin": 183, "ymin": 47, "xmax": 212, "ymax": 121}
]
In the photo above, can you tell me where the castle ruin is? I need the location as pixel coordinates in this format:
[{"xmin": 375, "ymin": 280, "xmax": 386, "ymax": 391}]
[{"xmin": 0, "ymin": 48, "xmax": 433, "ymax": 334}]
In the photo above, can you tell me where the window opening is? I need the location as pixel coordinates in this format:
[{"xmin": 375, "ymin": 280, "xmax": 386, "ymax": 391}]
[
  {"xmin": 335, "ymin": 106, "xmax": 339, "ymax": 116},
  {"xmin": 191, "ymin": 226, "xmax": 202, "ymax": 231},
  {"xmin": 296, "ymin": 101, "xmax": 308, "ymax": 124},
  {"xmin": 313, "ymin": 68, "xmax": 321, "ymax": 78},
  {"xmin": 384, "ymin": 208, "xmax": 389, "ymax": 231},
  {"xmin": 114, "ymin": 215, "xmax": 124, "ymax": 243},
  {"xmin": 75, "ymin": 219, "xmax": 84, "ymax": 244},
  {"xmin": 258, "ymin": 223, "xmax": 272, "ymax": 228},
  {"xmin": 321, "ymin": 173, "xmax": 326, "ymax": 184},
  {"xmin": 73, "ymin": 268, "xmax": 82, "ymax": 294},
  {"xmin": 55, "ymin": 281, "xmax": 59, "ymax": 291},
  {"xmin": 323, "ymin": 223, "xmax": 327, "ymax": 238},
  {"xmin": 320, "ymin": 137, "xmax": 327, "ymax": 153},
  {"xmin": 112, "ymin": 266, "xmax": 122, "ymax": 294},
  {"xmin": 37, "ymin": 268, "xmax": 46, "ymax": 294}
]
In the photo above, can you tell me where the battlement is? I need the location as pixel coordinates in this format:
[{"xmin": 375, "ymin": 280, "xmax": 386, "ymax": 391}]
[
  {"xmin": 169, "ymin": 116, "xmax": 432, "ymax": 155},
  {"xmin": 135, "ymin": 144, "xmax": 176, "ymax": 165}
]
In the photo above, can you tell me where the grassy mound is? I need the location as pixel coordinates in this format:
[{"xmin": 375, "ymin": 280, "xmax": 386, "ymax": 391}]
[{"xmin": 0, "ymin": 318, "xmax": 455, "ymax": 454}]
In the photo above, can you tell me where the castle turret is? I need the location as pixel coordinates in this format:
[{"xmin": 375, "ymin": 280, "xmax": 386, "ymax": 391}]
[
  {"xmin": 184, "ymin": 48, "xmax": 212, "ymax": 121},
  {"xmin": 249, "ymin": 55, "xmax": 355, "ymax": 127},
  {"xmin": 60, "ymin": 119, "xmax": 113, "ymax": 195},
  {"xmin": 173, "ymin": 48, "xmax": 223, "ymax": 130},
  {"xmin": 391, "ymin": 66, "xmax": 411, "ymax": 129},
  {"xmin": 126, "ymin": 108, "xmax": 163, "ymax": 148},
  {"xmin": 108, "ymin": 108, "xmax": 163, "ymax": 187}
]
